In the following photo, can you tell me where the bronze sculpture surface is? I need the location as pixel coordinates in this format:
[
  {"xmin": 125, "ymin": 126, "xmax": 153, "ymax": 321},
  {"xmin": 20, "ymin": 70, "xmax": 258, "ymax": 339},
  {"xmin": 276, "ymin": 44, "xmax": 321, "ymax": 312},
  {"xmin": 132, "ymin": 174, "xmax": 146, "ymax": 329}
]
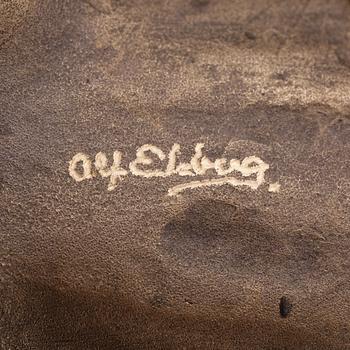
[{"xmin": 1, "ymin": 1, "xmax": 350, "ymax": 349}]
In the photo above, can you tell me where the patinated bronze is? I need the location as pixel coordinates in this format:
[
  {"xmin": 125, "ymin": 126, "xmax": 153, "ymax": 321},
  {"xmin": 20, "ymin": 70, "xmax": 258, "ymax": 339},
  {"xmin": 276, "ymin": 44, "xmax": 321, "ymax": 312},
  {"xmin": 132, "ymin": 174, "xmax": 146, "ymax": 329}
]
[{"xmin": 1, "ymin": 1, "xmax": 350, "ymax": 349}]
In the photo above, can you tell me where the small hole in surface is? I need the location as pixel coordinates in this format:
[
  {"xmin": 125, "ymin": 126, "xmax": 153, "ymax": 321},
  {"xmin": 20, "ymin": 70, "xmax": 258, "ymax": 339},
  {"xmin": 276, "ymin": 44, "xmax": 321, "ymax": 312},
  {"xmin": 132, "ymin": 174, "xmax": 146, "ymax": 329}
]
[{"xmin": 279, "ymin": 296, "xmax": 292, "ymax": 318}]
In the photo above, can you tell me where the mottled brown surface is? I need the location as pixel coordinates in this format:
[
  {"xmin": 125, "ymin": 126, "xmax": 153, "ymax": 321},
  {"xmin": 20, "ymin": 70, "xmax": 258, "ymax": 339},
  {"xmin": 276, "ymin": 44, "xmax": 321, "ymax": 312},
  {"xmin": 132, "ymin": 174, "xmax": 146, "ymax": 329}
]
[{"xmin": 1, "ymin": 0, "xmax": 350, "ymax": 349}]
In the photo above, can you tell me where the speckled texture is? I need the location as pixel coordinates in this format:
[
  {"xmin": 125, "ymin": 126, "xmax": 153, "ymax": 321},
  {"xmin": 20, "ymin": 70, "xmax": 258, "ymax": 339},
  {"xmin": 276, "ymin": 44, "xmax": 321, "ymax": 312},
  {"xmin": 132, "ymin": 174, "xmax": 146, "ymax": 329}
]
[{"xmin": 0, "ymin": 1, "xmax": 350, "ymax": 349}]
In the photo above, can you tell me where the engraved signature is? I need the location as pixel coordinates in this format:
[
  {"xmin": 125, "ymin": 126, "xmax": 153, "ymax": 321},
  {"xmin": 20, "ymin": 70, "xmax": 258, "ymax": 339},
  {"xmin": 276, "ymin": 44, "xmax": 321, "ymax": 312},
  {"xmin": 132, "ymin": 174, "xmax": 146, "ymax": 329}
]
[{"xmin": 68, "ymin": 143, "xmax": 280, "ymax": 195}]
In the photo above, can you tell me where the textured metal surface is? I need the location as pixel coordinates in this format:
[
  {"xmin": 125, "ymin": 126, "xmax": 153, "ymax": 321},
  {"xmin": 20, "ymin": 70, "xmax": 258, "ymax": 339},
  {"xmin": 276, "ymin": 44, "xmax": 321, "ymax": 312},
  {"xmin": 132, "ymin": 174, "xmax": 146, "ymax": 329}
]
[{"xmin": 1, "ymin": 1, "xmax": 350, "ymax": 349}]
